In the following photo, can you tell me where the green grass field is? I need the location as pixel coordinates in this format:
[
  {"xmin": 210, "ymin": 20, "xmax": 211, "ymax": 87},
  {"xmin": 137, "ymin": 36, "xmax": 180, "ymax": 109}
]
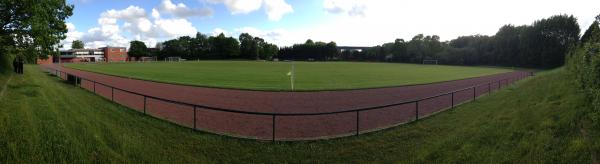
[
  {"xmin": 0, "ymin": 65, "xmax": 597, "ymax": 163},
  {"xmin": 65, "ymin": 61, "xmax": 513, "ymax": 91}
]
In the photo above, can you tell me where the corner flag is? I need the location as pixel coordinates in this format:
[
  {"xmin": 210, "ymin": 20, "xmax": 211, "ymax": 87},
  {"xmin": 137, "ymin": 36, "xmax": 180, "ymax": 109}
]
[{"xmin": 288, "ymin": 62, "xmax": 295, "ymax": 91}]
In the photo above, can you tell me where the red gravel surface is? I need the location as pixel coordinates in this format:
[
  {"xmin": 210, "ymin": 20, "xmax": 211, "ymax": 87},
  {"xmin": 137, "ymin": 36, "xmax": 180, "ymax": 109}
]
[{"xmin": 42, "ymin": 64, "xmax": 530, "ymax": 141}]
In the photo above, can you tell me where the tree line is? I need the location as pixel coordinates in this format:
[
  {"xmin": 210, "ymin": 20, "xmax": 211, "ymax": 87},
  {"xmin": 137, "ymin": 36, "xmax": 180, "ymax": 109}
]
[
  {"xmin": 278, "ymin": 40, "xmax": 338, "ymax": 61},
  {"xmin": 129, "ymin": 33, "xmax": 278, "ymax": 60},
  {"xmin": 332, "ymin": 15, "xmax": 580, "ymax": 68}
]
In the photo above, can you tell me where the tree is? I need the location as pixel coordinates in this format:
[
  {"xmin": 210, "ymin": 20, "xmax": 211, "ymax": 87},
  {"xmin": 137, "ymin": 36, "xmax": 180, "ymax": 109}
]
[
  {"xmin": 391, "ymin": 39, "xmax": 408, "ymax": 62},
  {"xmin": 254, "ymin": 37, "xmax": 265, "ymax": 60},
  {"xmin": 581, "ymin": 21, "xmax": 600, "ymax": 44},
  {"xmin": 177, "ymin": 36, "xmax": 194, "ymax": 59},
  {"xmin": 528, "ymin": 15, "xmax": 580, "ymax": 68},
  {"xmin": 238, "ymin": 33, "xmax": 279, "ymax": 60},
  {"xmin": 325, "ymin": 42, "xmax": 338, "ymax": 60},
  {"xmin": 260, "ymin": 43, "xmax": 278, "ymax": 60},
  {"xmin": 161, "ymin": 39, "xmax": 185, "ymax": 59},
  {"xmin": 128, "ymin": 40, "xmax": 148, "ymax": 58},
  {"xmin": 239, "ymin": 33, "xmax": 257, "ymax": 59},
  {"xmin": 493, "ymin": 25, "xmax": 522, "ymax": 66},
  {"xmin": 407, "ymin": 34, "xmax": 425, "ymax": 63},
  {"xmin": 72, "ymin": 40, "xmax": 84, "ymax": 49},
  {"xmin": 192, "ymin": 32, "xmax": 210, "ymax": 59},
  {"xmin": 0, "ymin": 0, "xmax": 73, "ymax": 68},
  {"xmin": 209, "ymin": 33, "xmax": 240, "ymax": 58}
]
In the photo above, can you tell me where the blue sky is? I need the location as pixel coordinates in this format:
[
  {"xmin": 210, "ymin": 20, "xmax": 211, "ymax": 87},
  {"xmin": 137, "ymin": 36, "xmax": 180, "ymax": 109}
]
[{"xmin": 63, "ymin": 0, "xmax": 600, "ymax": 49}]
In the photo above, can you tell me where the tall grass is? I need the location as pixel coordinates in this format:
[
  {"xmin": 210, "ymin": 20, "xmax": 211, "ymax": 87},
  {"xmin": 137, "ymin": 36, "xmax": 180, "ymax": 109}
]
[{"xmin": 0, "ymin": 65, "xmax": 595, "ymax": 163}]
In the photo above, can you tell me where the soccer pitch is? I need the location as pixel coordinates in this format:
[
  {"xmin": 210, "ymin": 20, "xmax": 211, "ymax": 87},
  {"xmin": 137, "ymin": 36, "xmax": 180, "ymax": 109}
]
[{"xmin": 65, "ymin": 61, "xmax": 513, "ymax": 91}]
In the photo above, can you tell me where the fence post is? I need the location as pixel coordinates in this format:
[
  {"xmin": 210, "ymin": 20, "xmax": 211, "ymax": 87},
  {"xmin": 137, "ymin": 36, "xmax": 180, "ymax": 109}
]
[
  {"xmin": 193, "ymin": 106, "xmax": 197, "ymax": 130},
  {"xmin": 272, "ymin": 115, "xmax": 276, "ymax": 141},
  {"xmin": 451, "ymin": 92, "xmax": 454, "ymax": 108},
  {"xmin": 498, "ymin": 80, "xmax": 501, "ymax": 89},
  {"xmin": 473, "ymin": 86, "xmax": 476, "ymax": 100},
  {"xmin": 143, "ymin": 96, "xmax": 147, "ymax": 114},
  {"xmin": 415, "ymin": 101, "xmax": 419, "ymax": 120},
  {"xmin": 488, "ymin": 82, "xmax": 491, "ymax": 95},
  {"xmin": 93, "ymin": 81, "xmax": 96, "ymax": 93},
  {"xmin": 356, "ymin": 111, "xmax": 360, "ymax": 135},
  {"xmin": 111, "ymin": 87, "xmax": 114, "ymax": 101}
]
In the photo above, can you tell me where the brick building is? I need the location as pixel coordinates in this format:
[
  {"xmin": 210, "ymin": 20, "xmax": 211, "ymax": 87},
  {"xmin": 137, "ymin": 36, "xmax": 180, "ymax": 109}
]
[
  {"xmin": 101, "ymin": 47, "xmax": 128, "ymax": 62},
  {"xmin": 58, "ymin": 46, "xmax": 128, "ymax": 63},
  {"xmin": 59, "ymin": 48, "xmax": 104, "ymax": 62}
]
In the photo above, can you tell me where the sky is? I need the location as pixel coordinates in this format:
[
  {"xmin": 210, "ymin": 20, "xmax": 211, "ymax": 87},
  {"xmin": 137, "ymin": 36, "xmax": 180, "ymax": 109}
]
[{"xmin": 62, "ymin": 0, "xmax": 600, "ymax": 49}]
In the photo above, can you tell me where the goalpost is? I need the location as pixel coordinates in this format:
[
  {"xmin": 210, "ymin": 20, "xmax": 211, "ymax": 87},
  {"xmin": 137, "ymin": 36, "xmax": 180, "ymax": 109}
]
[
  {"xmin": 140, "ymin": 56, "xmax": 158, "ymax": 62},
  {"xmin": 165, "ymin": 57, "xmax": 182, "ymax": 62},
  {"xmin": 422, "ymin": 59, "xmax": 439, "ymax": 65}
]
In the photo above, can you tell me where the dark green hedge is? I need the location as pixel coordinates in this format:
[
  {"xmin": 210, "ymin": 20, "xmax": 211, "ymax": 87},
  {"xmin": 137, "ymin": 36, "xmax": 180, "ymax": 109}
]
[{"xmin": 567, "ymin": 42, "xmax": 600, "ymax": 127}]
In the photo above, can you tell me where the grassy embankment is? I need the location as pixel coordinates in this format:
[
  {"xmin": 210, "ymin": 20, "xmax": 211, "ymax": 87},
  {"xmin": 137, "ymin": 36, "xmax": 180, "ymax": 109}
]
[{"xmin": 0, "ymin": 65, "xmax": 597, "ymax": 163}]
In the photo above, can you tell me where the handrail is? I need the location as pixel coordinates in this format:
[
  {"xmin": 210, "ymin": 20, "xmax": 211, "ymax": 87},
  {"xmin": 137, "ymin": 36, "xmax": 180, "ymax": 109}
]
[
  {"xmin": 48, "ymin": 67, "xmax": 524, "ymax": 116},
  {"xmin": 45, "ymin": 65, "xmax": 531, "ymax": 140}
]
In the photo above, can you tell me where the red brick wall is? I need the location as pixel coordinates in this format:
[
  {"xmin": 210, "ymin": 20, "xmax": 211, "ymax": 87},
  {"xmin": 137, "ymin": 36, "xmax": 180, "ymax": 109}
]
[
  {"xmin": 37, "ymin": 56, "xmax": 53, "ymax": 65},
  {"xmin": 103, "ymin": 47, "xmax": 128, "ymax": 62},
  {"xmin": 60, "ymin": 58, "xmax": 82, "ymax": 63}
]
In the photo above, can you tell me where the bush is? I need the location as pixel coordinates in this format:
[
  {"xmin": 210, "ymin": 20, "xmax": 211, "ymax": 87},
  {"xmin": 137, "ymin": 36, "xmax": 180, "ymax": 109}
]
[{"xmin": 567, "ymin": 42, "xmax": 600, "ymax": 127}]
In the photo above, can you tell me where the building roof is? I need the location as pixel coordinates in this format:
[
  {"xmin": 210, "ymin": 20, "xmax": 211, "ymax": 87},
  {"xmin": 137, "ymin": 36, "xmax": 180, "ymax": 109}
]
[
  {"xmin": 99, "ymin": 46, "xmax": 126, "ymax": 49},
  {"xmin": 60, "ymin": 48, "xmax": 103, "ymax": 52}
]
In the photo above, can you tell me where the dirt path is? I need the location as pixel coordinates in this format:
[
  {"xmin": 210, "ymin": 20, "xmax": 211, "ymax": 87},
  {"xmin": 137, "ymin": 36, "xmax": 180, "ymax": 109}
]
[{"xmin": 42, "ymin": 64, "xmax": 530, "ymax": 140}]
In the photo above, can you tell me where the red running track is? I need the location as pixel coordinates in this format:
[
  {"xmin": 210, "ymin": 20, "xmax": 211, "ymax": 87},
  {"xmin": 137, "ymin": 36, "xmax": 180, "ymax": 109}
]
[{"xmin": 42, "ymin": 64, "xmax": 531, "ymax": 141}]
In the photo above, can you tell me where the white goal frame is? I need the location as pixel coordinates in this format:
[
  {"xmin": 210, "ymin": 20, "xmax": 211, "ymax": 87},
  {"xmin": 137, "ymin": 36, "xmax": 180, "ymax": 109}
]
[
  {"xmin": 422, "ymin": 59, "xmax": 439, "ymax": 65},
  {"xmin": 140, "ymin": 56, "xmax": 158, "ymax": 62},
  {"xmin": 165, "ymin": 57, "xmax": 182, "ymax": 62}
]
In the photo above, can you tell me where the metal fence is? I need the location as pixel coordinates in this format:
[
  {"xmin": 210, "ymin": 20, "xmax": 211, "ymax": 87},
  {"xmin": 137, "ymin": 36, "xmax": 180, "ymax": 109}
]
[{"xmin": 46, "ymin": 66, "xmax": 532, "ymax": 141}]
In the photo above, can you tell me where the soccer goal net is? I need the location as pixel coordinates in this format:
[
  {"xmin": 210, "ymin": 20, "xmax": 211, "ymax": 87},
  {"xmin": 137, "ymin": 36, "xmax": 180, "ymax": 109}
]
[
  {"xmin": 166, "ymin": 57, "xmax": 182, "ymax": 62},
  {"xmin": 140, "ymin": 56, "xmax": 158, "ymax": 62},
  {"xmin": 422, "ymin": 59, "xmax": 439, "ymax": 65}
]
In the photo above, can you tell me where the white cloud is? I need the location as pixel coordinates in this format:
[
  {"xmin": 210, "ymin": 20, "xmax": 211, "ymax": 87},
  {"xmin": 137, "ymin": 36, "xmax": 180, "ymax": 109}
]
[
  {"xmin": 66, "ymin": 2, "xmax": 201, "ymax": 49},
  {"xmin": 158, "ymin": 0, "xmax": 213, "ymax": 18},
  {"xmin": 323, "ymin": 0, "xmax": 366, "ymax": 17},
  {"xmin": 207, "ymin": 0, "xmax": 263, "ymax": 14},
  {"xmin": 263, "ymin": 0, "xmax": 293, "ymax": 21},
  {"xmin": 151, "ymin": 8, "xmax": 161, "ymax": 19},
  {"xmin": 211, "ymin": 28, "xmax": 229, "ymax": 36},
  {"xmin": 60, "ymin": 23, "xmax": 84, "ymax": 49},
  {"xmin": 206, "ymin": 0, "xmax": 293, "ymax": 21},
  {"xmin": 235, "ymin": 27, "xmax": 287, "ymax": 44},
  {"xmin": 101, "ymin": 6, "xmax": 147, "ymax": 22},
  {"xmin": 153, "ymin": 18, "xmax": 198, "ymax": 37}
]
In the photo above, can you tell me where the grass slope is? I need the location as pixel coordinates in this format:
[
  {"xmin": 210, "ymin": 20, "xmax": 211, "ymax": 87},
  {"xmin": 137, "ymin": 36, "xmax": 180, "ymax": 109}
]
[
  {"xmin": 65, "ymin": 61, "xmax": 512, "ymax": 91},
  {"xmin": 0, "ymin": 65, "xmax": 596, "ymax": 163}
]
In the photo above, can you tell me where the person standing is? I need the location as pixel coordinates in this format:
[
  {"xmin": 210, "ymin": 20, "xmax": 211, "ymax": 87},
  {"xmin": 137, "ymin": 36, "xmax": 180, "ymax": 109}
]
[
  {"xmin": 12, "ymin": 58, "xmax": 17, "ymax": 73},
  {"xmin": 18, "ymin": 58, "xmax": 24, "ymax": 74}
]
